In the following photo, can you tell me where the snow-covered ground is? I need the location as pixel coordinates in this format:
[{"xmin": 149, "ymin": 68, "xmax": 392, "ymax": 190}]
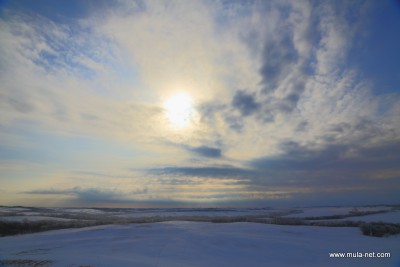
[
  {"xmin": 1, "ymin": 206, "xmax": 399, "ymax": 266},
  {"xmin": 114, "ymin": 209, "xmax": 275, "ymax": 219},
  {"xmin": 0, "ymin": 221, "xmax": 399, "ymax": 267}
]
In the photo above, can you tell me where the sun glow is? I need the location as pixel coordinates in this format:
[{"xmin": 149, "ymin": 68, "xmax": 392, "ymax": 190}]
[{"xmin": 164, "ymin": 92, "xmax": 196, "ymax": 129}]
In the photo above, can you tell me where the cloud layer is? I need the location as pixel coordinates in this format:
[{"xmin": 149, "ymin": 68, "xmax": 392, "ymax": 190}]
[{"xmin": 0, "ymin": 0, "xmax": 399, "ymax": 206}]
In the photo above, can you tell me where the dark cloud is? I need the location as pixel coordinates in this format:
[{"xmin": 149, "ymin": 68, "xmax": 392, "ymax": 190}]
[
  {"xmin": 225, "ymin": 19, "xmax": 308, "ymax": 124},
  {"xmin": 147, "ymin": 140, "xmax": 400, "ymax": 204},
  {"xmin": 164, "ymin": 142, "xmax": 223, "ymax": 159},
  {"xmin": 24, "ymin": 188, "xmax": 79, "ymax": 195},
  {"xmin": 23, "ymin": 187, "xmax": 148, "ymax": 204},
  {"xmin": 69, "ymin": 188, "xmax": 122, "ymax": 203},
  {"xmin": 24, "ymin": 186, "xmax": 226, "ymax": 207},
  {"xmin": 231, "ymin": 90, "xmax": 260, "ymax": 116},
  {"xmin": 148, "ymin": 166, "xmax": 253, "ymax": 178},
  {"xmin": 150, "ymin": 141, "xmax": 400, "ymax": 183},
  {"xmin": 278, "ymin": 92, "xmax": 301, "ymax": 113},
  {"xmin": 328, "ymin": 122, "xmax": 351, "ymax": 133},
  {"xmin": 188, "ymin": 146, "xmax": 222, "ymax": 158},
  {"xmin": 260, "ymin": 32, "xmax": 298, "ymax": 93},
  {"xmin": 251, "ymin": 141, "xmax": 400, "ymax": 172},
  {"xmin": 246, "ymin": 140, "xmax": 400, "ymax": 204}
]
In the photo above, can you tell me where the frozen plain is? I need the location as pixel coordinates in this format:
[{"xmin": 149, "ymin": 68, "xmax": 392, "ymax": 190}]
[{"xmin": 0, "ymin": 207, "xmax": 399, "ymax": 267}]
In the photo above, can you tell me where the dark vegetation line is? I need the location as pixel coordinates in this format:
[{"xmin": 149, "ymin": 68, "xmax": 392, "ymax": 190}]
[
  {"xmin": 0, "ymin": 259, "xmax": 53, "ymax": 267},
  {"xmin": 302, "ymin": 208, "xmax": 393, "ymax": 220}
]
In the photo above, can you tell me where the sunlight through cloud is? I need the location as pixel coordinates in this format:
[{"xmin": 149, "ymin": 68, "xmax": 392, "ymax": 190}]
[{"xmin": 164, "ymin": 92, "xmax": 197, "ymax": 129}]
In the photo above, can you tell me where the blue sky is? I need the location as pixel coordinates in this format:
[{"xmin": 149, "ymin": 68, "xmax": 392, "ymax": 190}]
[{"xmin": 0, "ymin": 0, "xmax": 399, "ymax": 207}]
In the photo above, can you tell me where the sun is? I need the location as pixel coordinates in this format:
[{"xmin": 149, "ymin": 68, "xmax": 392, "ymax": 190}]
[{"xmin": 164, "ymin": 92, "xmax": 196, "ymax": 129}]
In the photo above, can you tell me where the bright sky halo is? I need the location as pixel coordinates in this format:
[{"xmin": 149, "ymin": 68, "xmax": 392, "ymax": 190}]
[{"xmin": 164, "ymin": 92, "xmax": 196, "ymax": 129}]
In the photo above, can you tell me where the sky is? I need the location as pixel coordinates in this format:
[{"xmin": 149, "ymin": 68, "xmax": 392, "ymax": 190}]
[{"xmin": 0, "ymin": 0, "xmax": 399, "ymax": 208}]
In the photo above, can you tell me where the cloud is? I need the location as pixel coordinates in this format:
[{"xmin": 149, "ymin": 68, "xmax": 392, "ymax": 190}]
[
  {"xmin": 242, "ymin": 141, "xmax": 400, "ymax": 205},
  {"xmin": 1, "ymin": 0, "xmax": 400, "ymax": 206},
  {"xmin": 147, "ymin": 138, "xmax": 400, "ymax": 204},
  {"xmin": 260, "ymin": 30, "xmax": 298, "ymax": 93},
  {"xmin": 231, "ymin": 90, "xmax": 260, "ymax": 117},
  {"xmin": 23, "ymin": 187, "xmax": 148, "ymax": 204},
  {"xmin": 148, "ymin": 166, "xmax": 252, "ymax": 179},
  {"xmin": 188, "ymin": 146, "xmax": 222, "ymax": 158},
  {"xmin": 161, "ymin": 142, "xmax": 223, "ymax": 159},
  {"xmin": 205, "ymin": 1, "xmax": 397, "ymax": 156},
  {"xmin": 251, "ymin": 141, "xmax": 400, "ymax": 173},
  {"xmin": 0, "ymin": 8, "xmax": 168, "ymax": 146}
]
